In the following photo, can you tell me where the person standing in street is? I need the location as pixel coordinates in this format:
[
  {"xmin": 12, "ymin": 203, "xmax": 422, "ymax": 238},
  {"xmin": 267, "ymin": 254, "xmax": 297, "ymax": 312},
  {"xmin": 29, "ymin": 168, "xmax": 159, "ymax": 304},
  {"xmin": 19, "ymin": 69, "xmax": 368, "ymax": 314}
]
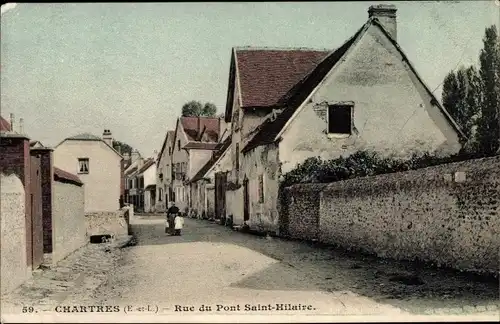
[
  {"xmin": 166, "ymin": 201, "xmax": 179, "ymax": 235},
  {"xmin": 174, "ymin": 213, "xmax": 184, "ymax": 236}
]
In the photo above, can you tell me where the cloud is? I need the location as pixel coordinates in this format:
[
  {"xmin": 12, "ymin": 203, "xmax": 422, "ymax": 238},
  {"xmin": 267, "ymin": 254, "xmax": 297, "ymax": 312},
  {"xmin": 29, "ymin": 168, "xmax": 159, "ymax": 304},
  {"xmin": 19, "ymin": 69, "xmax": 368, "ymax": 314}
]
[{"xmin": 1, "ymin": 3, "xmax": 18, "ymax": 15}]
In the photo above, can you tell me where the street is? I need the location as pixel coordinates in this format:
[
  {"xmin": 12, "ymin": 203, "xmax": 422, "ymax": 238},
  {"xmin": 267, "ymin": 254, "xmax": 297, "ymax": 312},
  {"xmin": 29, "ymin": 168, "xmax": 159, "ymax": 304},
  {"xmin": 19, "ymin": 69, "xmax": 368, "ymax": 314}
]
[
  {"xmin": 93, "ymin": 215, "xmax": 498, "ymax": 317},
  {"xmin": 1, "ymin": 214, "xmax": 498, "ymax": 321}
]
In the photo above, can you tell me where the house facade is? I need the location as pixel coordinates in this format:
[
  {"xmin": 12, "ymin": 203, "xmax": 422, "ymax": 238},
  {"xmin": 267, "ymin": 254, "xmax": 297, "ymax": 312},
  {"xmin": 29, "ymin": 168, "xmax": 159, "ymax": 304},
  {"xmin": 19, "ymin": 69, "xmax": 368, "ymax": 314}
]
[
  {"xmin": 155, "ymin": 130, "xmax": 175, "ymax": 212},
  {"xmin": 137, "ymin": 158, "xmax": 156, "ymax": 213},
  {"xmin": 171, "ymin": 116, "xmax": 222, "ymax": 213},
  {"xmin": 224, "ymin": 4, "xmax": 463, "ymax": 234},
  {"xmin": 188, "ymin": 135, "xmax": 232, "ymax": 219},
  {"xmin": 53, "ymin": 130, "xmax": 123, "ymax": 213}
]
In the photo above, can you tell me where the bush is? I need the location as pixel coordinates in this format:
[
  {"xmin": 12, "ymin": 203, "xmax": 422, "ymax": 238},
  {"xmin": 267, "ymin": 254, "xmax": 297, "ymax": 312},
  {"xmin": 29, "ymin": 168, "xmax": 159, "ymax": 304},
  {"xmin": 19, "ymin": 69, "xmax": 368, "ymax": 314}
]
[{"xmin": 280, "ymin": 150, "xmax": 484, "ymax": 189}]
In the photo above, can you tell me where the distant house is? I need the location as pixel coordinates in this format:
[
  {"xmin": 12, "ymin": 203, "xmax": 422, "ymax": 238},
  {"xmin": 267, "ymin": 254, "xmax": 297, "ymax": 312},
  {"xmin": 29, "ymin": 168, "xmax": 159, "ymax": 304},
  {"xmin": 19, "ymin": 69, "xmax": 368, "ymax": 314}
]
[
  {"xmin": 30, "ymin": 140, "xmax": 44, "ymax": 148},
  {"xmin": 171, "ymin": 116, "xmax": 224, "ymax": 213},
  {"xmin": 53, "ymin": 130, "xmax": 123, "ymax": 213},
  {"xmin": 135, "ymin": 157, "xmax": 156, "ymax": 213},
  {"xmin": 188, "ymin": 135, "xmax": 232, "ymax": 219},
  {"xmin": 223, "ymin": 4, "xmax": 464, "ymax": 234},
  {"xmin": 123, "ymin": 150, "xmax": 143, "ymax": 208},
  {"xmin": 155, "ymin": 130, "xmax": 175, "ymax": 212}
]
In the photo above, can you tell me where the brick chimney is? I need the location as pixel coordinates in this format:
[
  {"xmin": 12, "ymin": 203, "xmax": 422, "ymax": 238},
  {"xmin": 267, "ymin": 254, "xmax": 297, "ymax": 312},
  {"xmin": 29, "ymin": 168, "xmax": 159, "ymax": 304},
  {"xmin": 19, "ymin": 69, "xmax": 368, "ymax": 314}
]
[
  {"xmin": 368, "ymin": 4, "xmax": 397, "ymax": 41},
  {"xmin": 102, "ymin": 129, "xmax": 113, "ymax": 147}
]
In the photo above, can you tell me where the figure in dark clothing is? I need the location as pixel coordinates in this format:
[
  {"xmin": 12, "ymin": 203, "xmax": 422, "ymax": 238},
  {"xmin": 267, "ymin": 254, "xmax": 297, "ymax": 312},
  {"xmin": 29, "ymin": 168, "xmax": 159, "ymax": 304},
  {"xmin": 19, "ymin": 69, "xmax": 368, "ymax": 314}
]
[{"xmin": 166, "ymin": 202, "xmax": 179, "ymax": 235}]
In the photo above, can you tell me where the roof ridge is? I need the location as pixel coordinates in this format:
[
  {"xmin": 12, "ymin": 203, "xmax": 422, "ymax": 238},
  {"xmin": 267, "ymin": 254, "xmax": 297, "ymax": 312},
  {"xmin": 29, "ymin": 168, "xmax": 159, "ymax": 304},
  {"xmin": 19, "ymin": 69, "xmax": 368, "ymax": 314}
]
[{"xmin": 234, "ymin": 46, "xmax": 331, "ymax": 52}]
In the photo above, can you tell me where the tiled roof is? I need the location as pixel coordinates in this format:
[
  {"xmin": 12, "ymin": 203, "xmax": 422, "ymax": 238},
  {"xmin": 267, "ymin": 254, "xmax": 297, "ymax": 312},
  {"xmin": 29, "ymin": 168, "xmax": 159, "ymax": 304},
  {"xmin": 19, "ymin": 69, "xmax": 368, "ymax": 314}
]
[
  {"xmin": 53, "ymin": 167, "xmax": 83, "ymax": 186},
  {"xmin": 183, "ymin": 142, "xmax": 219, "ymax": 150},
  {"xmin": 189, "ymin": 136, "xmax": 232, "ymax": 183},
  {"xmin": 242, "ymin": 19, "xmax": 465, "ymax": 153},
  {"xmin": 66, "ymin": 133, "xmax": 102, "ymax": 141},
  {"xmin": 0, "ymin": 116, "xmax": 11, "ymax": 132},
  {"xmin": 235, "ymin": 48, "xmax": 330, "ymax": 108},
  {"xmin": 180, "ymin": 116, "xmax": 220, "ymax": 142}
]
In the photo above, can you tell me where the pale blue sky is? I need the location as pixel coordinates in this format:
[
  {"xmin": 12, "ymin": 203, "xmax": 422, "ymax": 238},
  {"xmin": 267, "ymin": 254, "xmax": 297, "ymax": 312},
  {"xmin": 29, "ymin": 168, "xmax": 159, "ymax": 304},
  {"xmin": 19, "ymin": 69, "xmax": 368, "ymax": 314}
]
[{"xmin": 1, "ymin": 1, "xmax": 498, "ymax": 156}]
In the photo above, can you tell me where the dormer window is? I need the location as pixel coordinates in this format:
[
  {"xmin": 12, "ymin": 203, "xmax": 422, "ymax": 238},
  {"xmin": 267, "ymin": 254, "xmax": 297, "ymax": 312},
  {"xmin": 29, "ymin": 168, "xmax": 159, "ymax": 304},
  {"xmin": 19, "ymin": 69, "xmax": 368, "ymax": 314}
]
[{"xmin": 327, "ymin": 103, "xmax": 354, "ymax": 137}]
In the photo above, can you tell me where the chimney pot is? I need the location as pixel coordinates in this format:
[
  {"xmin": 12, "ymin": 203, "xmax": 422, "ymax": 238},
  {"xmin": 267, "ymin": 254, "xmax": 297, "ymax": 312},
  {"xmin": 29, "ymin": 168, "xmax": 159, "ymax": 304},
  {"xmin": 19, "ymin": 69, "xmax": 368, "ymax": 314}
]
[{"xmin": 368, "ymin": 4, "xmax": 397, "ymax": 40}]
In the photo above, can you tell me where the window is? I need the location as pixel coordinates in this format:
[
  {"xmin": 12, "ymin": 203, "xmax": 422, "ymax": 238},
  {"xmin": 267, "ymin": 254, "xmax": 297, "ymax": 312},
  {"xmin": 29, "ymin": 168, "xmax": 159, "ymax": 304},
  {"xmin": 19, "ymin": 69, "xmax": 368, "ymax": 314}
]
[
  {"xmin": 159, "ymin": 188, "xmax": 163, "ymax": 201},
  {"xmin": 258, "ymin": 174, "xmax": 264, "ymax": 203},
  {"xmin": 168, "ymin": 147, "xmax": 171, "ymax": 155},
  {"xmin": 78, "ymin": 158, "xmax": 89, "ymax": 174},
  {"xmin": 327, "ymin": 104, "xmax": 353, "ymax": 135},
  {"xmin": 235, "ymin": 143, "xmax": 240, "ymax": 172},
  {"xmin": 178, "ymin": 140, "xmax": 181, "ymax": 151}
]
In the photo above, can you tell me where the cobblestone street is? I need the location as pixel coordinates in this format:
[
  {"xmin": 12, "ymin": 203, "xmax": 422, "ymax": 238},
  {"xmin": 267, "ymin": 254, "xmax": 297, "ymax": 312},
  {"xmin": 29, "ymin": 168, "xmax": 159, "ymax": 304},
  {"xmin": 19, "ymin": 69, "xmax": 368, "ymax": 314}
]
[{"xmin": 2, "ymin": 215, "xmax": 498, "ymax": 322}]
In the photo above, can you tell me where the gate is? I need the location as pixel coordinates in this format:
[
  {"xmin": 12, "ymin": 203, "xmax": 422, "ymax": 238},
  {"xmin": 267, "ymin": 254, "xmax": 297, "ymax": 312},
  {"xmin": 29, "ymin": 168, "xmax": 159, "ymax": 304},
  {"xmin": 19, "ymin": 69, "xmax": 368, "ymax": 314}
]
[
  {"xmin": 30, "ymin": 154, "xmax": 44, "ymax": 269},
  {"xmin": 214, "ymin": 172, "xmax": 227, "ymax": 221}
]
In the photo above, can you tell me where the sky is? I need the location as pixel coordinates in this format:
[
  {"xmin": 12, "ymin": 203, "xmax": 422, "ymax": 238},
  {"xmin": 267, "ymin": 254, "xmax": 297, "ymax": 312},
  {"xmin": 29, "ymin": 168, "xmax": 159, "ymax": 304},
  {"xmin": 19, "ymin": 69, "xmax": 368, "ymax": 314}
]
[{"xmin": 1, "ymin": 1, "xmax": 499, "ymax": 156}]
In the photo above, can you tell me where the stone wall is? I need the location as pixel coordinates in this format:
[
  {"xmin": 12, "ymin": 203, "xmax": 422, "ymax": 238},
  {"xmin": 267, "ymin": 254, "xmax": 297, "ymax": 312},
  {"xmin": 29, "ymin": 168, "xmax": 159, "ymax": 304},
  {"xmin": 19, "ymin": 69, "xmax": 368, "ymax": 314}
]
[
  {"xmin": 283, "ymin": 156, "xmax": 500, "ymax": 275},
  {"xmin": 282, "ymin": 184, "xmax": 328, "ymax": 240},
  {"xmin": 51, "ymin": 180, "xmax": 86, "ymax": 264},
  {"xmin": 85, "ymin": 208, "xmax": 130, "ymax": 238},
  {"xmin": 0, "ymin": 174, "xmax": 30, "ymax": 294}
]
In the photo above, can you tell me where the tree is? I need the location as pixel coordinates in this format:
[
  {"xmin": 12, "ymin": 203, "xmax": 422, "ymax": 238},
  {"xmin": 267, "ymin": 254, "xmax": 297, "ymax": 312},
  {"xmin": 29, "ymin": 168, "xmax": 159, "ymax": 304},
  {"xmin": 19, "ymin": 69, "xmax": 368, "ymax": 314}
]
[
  {"xmin": 181, "ymin": 101, "xmax": 217, "ymax": 117},
  {"xmin": 202, "ymin": 102, "xmax": 217, "ymax": 117},
  {"xmin": 441, "ymin": 66, "xmax": 480, "ymax": 145},
  {"xmin": 475, "ymin": 25, "xmax": 500, "ymax": 155},
  {"xmin": 113, "ymin": 140, "xmax": 135, "ymax": 155}
]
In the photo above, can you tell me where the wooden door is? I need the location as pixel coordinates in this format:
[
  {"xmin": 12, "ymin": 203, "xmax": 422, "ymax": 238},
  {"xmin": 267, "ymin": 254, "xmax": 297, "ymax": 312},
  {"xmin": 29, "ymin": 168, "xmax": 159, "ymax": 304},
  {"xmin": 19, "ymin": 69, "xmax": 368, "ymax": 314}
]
[
  {"xmin": 30, "ymin": 154, "xmax": 44, "ymax": 269},
  {"xmin": 243, "ymin": 177, "xmax": 249, "ymax": 221}
]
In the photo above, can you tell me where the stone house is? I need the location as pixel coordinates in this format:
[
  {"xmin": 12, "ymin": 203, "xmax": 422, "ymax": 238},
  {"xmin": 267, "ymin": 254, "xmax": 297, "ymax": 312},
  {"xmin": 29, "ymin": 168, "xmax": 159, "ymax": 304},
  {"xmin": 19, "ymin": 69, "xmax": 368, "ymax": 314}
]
[
  {"xmin": 170, "ymin": 116, "xmax": 224, "ymax": 213},
  {"xmin": 155, "ymin": 130, "xmax": 175, "ymax": 212},
  {"xmin": 53, "ymin": 130, "xmax": 123, "ymax": 213},
  {"xmin": 223, "ymin": 4, "xmax": 464, "ymax": 234},
  {"xmin": 188, "ymin": 135, "xmax": 232, "ymax": 219}
]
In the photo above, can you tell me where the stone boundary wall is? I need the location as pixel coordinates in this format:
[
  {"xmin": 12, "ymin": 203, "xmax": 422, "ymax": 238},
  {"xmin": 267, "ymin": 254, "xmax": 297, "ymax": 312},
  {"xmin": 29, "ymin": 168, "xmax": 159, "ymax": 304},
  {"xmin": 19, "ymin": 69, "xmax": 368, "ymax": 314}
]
[
  {"xmin": 85, "ymin": 208, "xmax": 130, "ymax": 238},
  {"xmin": 51, "ymin": 180, "xmax": 86, "ymax": 264},
  {"xmin": 283, "ymin": 156, "xmax": 500, "ymax": 275},
  {"xmin": 1, "ymin": 174, "xmax": 30, "ymax": 294}
]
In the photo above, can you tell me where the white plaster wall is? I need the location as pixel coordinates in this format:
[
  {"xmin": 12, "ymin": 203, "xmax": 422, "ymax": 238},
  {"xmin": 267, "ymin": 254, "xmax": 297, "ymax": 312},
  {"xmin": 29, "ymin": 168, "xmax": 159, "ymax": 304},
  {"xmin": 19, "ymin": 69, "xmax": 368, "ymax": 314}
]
[
  {"xmin": 172, "ymin": 124, "xmax": 189, "ymax": 210},
  {"xmin": 54, "ymin": 140, "xmax": 121, "ymax": 212},
  {"xmin": 279, "ymin": 24, "xmax": 461, "ymax": 174},
  {"xmin": 156, "ymin": 137, "xmax": 173, "ymax": 212},
  {"xmin": 189, "ymin": 150, "xmax": 213, "ymax": 179},
  {"xmin": 0, "ymin": 173, "xmax": 30, "ymax": 294},
  {"xmin": 144, "ymin": 190, "xmax": 153, "ymax": 213},
  {"xmin": 143, "ymin": 164, "xmax": 156, "ymax": 187},
  {"xmin": 52, "ymin": 181, "xmax": 86, "ymax": 264}
]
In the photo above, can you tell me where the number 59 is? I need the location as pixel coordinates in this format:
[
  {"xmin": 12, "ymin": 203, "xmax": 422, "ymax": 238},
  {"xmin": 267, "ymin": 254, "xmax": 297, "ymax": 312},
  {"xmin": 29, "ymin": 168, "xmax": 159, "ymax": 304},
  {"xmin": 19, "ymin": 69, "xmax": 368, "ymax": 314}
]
[{"xmin": 22, "ymin": 306, "xmax": 34, "ymax": 313}]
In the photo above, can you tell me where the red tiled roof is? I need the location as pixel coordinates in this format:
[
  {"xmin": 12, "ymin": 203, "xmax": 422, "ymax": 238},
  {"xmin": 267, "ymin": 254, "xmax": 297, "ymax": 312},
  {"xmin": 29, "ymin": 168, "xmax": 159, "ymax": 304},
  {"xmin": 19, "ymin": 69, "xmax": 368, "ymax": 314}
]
[
  {"xmin": 53, "ymin": 167, "xmax": 83, "ymax": 186},
  {"xmin": 235, "ymin": 48, "xmax": 330, "ymax": 108},
  {"xmin": 0, "ymin": 116, "xmax": 11, "ymax": 132},
  {"xmin": 180, "ymin": 116, "xmax": 220, "ymax": 142}
]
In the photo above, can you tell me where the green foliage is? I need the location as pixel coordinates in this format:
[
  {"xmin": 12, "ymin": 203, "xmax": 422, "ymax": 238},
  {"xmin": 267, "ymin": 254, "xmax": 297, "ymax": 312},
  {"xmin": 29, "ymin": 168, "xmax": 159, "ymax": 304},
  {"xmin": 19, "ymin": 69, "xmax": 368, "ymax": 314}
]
[
  {"xmin": 440, "ymin": 25, "xmax": 500, "ymax": 156},
  {"xmin": 181, "ymin": 101, "xmax": 218, "ymax": 117},
  {"xmin": 280, "ymin": 150, "xmax": 481, "ymax": 188},
  {"xmin": 475, "ymin": 25, "xmax": 500, "ymax": 155},
  {"xmin": 113, "ymin": 140, "xmax": 134, "ymax": 155}
]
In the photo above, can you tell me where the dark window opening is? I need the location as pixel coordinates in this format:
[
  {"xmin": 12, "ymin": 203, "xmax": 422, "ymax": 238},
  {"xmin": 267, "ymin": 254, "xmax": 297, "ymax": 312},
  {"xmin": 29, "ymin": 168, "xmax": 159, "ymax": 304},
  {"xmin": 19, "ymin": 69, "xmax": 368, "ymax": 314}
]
[
  {"xmin": 235, "ymin": 143, "xmax": 240, "ymax": 172},
  {"xmin": 178, "ymin": 140, "xmax": 181, "ymax": 151},
  {"xmin": 327, "ymin": 104, "xmax": 353, "ymax": 135}
]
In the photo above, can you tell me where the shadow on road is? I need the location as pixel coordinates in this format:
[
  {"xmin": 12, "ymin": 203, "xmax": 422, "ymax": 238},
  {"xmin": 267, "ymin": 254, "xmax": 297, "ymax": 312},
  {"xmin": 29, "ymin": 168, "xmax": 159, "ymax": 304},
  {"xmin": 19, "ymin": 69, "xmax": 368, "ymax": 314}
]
[{"xmin": 129, "ymin": 216, "xmax": 499, "ymax": 314}]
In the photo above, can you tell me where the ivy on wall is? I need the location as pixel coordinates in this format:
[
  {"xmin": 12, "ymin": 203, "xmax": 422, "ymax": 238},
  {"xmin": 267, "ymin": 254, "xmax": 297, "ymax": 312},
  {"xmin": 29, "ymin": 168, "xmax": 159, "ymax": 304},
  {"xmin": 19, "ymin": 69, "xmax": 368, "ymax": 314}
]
[{"xmin": 280, "ymin": 150, "xmax": 486, "ymax": 189}]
